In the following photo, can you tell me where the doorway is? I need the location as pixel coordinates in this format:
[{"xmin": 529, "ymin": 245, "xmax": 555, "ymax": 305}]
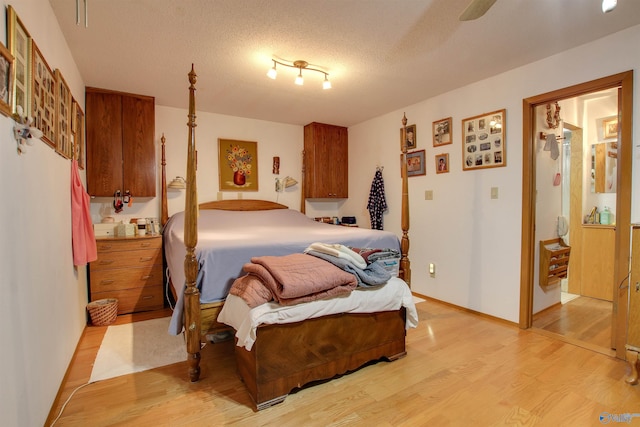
[{"xmin": 519, "ymin": 71, "xmax": 633, "ymax": 360}]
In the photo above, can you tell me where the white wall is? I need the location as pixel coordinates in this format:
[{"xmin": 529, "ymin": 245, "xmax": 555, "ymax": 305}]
[
  {"xmin": 89, "ymin": 106, "xmax": 303, "ymax": 224},
  {"xmin": 344, "ymin": 24, "xmax": 640, "ymax": 323},
  {"xmin": 0, "ymin": 1, "xmax": 86, "ymax": 426}
]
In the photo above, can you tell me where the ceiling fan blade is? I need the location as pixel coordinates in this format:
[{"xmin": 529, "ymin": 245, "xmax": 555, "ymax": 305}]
[{"xmin": 459, "ymin": 0, "xmax": 497, "ymax": 21}]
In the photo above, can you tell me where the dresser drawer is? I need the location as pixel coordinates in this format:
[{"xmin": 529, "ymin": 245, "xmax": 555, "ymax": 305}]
[
  {"xmin": 91, "ymin": 248, "xmax": 162, "ymax": 271},
  {"xmin": 96, "ymin": 237, "xmax": 162, "ymax": 253},
  {"xmin": 91, "ymin": 285, "xmax": 164, "ymax": 314},
  {"xmin": 90, "ymin": 264, "xmax": 163, "ymax": 293}
]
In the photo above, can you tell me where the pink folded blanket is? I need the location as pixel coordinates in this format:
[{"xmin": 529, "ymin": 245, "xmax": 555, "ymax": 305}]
[{"xmin": 229, "ymin": 253, "xmax": 357, "ymax": 308}]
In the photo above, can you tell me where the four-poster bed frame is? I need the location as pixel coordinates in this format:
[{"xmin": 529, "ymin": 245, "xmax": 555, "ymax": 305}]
[{"xmin": 160, "ymin": 66, "xmax": 412, "ymax": 409}]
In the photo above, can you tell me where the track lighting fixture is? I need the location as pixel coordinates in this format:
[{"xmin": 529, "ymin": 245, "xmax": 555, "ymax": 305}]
[{"xmin": 267, "ymin": 59, "xmax": 331, "ymax": 89}]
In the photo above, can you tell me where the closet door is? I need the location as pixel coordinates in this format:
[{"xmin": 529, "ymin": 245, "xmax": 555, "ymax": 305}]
[{"xmin": 86, "ymin": 91, "xmax": 123, "ymax": 197}]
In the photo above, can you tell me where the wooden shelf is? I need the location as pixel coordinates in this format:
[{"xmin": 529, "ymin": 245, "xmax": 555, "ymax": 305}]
[{"xmin": 539, "ymin": 238, "xmax": 571, "ymax": 288}]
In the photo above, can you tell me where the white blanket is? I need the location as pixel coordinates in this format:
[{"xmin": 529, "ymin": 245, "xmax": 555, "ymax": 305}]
[{"xmin": 218, "ymin": 276, "xmax": 418, "ymax": 350}]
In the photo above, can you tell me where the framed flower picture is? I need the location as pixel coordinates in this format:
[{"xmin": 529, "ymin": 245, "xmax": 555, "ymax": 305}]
[{"xmin": 218, "ymin": 139, "xmax": 258, "ymax": 191}]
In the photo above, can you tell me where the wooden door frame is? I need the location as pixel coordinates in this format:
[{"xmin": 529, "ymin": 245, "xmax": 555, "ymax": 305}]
[{"xmin": 519, "ymin": 71, "xmax": 633, "ymax": 359}]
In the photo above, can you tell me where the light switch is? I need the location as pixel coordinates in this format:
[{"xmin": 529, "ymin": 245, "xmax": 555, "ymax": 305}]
[
  {"xmin": 491, "ymin": 187, "xmax": 499, "ymax": 199},
  {"xmin": 425, "ymin": 190, "xmax": 434, "ymax": 200}
]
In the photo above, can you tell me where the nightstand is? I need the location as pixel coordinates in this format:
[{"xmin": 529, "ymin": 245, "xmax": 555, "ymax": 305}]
[{"xmin": 89, "ymin": 235, "xmax": 164, "ymax": 314}]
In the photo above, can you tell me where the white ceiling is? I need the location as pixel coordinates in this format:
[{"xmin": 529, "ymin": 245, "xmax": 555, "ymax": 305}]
[{"xmin": 49, "ymin": 0, "xmax": 640, "ymax": 127}]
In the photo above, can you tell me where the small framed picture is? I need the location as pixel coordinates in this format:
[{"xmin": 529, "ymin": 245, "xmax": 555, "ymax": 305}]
[
  {"xmin": 0, "ymin": 42, "xmax": 14, "ymax": 117},
  {"xmin": 433, "ymin": 117, "xmax": 452, "ymax": 147},
  {"xmin": 435, "ymin": 153, "xmax": 449, "ymax": 174},
  {"xmin": 400, "ymin": 124, "xmax": 417, "ymax": 150},
  {"xmin": 602, "ymin": 116, "xmax": 618, "ymax": 139},
  {"xmin": 462, "ymin": 109, "xmax": 506, "ymax": 171},
  {"xmin": 7, "ymin": 6, "xmax": 31, "ymax": 117},
  {"xmin": 403, "ymin": 149, "xmax": 426, "ymax": 177},
  {"xmin": 55, "ymin": 69, "xmax": 72, "ymax": 159},
  {"xmin": 32, "ymin": 42, "xmax": 56, "ymax": 147}
]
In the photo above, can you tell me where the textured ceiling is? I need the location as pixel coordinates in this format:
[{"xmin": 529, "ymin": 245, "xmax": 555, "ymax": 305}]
[{"xmin": 49, "ymin": 0, "xmax": 640, "ymax": 127}]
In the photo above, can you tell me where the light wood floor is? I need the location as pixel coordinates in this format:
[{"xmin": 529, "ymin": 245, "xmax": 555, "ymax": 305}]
[
  {"xmin": 48, "ymin": 300, "xmax": 640, "ymax": 426},
  {"xmin": 532, "ymin": 295, "xmax": 613, "ymax": 356}
]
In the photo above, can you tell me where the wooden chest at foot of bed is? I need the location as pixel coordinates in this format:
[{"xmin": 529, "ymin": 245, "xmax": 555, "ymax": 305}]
[{"xmin": 234, "ymin": 308, "xmax": 407, "ymax": 410}]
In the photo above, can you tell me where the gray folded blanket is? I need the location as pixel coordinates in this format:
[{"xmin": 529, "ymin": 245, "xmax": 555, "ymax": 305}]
[{"xmin": 305, "ymin": 250, "xmax": 391, "ymax": 287}]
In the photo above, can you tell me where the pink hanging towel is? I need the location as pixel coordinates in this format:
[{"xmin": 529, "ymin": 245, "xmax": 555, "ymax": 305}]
[{"xmin": 71, "ymin": 159, "xmax": 97, "ymax": 266}]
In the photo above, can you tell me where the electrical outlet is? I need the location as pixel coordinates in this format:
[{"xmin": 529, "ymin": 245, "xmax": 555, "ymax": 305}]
[{"xmin": 429, "ymin": 263, "xmax": 436, "ymax": 277}]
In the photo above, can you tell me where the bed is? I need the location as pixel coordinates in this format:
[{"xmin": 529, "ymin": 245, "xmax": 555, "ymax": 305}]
[{"xmin": 161, "ymin": 66, "xmax": 414, "ymax": 410}]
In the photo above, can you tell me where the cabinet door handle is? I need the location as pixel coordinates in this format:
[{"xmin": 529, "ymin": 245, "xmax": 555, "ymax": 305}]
[
  {"xmin": 139, "ymin": 243, "xmax": 151, "ymax": 248},
  {"xmin": 141, "ymin": 274, "xmax": 155, "ymax": 280},
  {"xmin": 142, "ymin": 295, "xmax": 154, "ymax": 300},
  {"xmin": 99, "ymin": 245, "xmax": 113, "ymax": 250},
  {"xmin": 139, "ymin": 257, "xmax": 153, "ymax": 262},
  {"xmin": 99, "ymin": 260, "xmax": 115, "ymax": 265},
  {"xmin": 100, "ymin": 280, "xmax": 115, "ymax": 285}
]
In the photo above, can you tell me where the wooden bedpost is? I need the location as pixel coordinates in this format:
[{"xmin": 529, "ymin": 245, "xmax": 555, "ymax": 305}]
[
  {"xmin": 184, "ymin": 65, "xmax": 201, "ymax": 382},
  {"xmin": 400, "ymin": 113, "xmax": 411, "ymax": 286},
  {"xmin": 161, "ymin": 134, "xmax": 168, "ymax": 226}
]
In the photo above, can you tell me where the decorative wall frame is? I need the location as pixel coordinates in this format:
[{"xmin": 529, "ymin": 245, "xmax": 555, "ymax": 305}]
[
  {"xmin": 55, "ymin": 69, "xmax": 72, "ymax": 159},
  {"xmin": 400, "ymin": 124, "xmax": 417, "ymax": 150},
  {"xmin": 435, "ymin": 153, "xmax": 449, "ymax": 174},
  {"xmin": 595, "ymin": 115, "xmax": 617, "ymax": 141},
  {"xmin": 462, "ymin": 109, "xmax": 506, "ymax": 171},
  {"xmin": 0, "ymin": 42, "xmax": 14, "ymax": 117},
  {"xmin": 218, "ymin": 139, "xmax": 258, "ymax": 191},
  {"xmin": 32, "ymin": 42, "xmax": 56, "ymax": 147},
  {"xmin": 432, "ymin": 117, "xmax": 452, "ymax": 147},
  {"xmin": 7, "ymin": 6, "xmax": 31, "ymax": 117},
  {"xmin": 404, "ymin": 149, "xmax": 426, "ymax": 177},
  {"xmin": 74, "ymin": 101, "xmax": 85, "ymax": 169}
]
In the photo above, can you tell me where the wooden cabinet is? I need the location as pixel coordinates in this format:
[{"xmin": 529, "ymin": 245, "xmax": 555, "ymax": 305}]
[
  {"xmin": 581, "ymin": 225, "xmax": 615, "ymax": 301},
  {"xmin": 86, "ymin": 88, "xmax": 156, "ymax": 197},
  {"xmin": 90, "ymin": 235, "xmax": 164, "ymax": 314},
  {"xmin": 304, "ymin": 122, "xmax": 348, "ymax": 199}
]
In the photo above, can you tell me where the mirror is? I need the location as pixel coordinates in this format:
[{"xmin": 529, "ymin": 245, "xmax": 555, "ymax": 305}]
[{"xmin": 591, "ymin": 141, "xmax": 617, "ymax": 193}]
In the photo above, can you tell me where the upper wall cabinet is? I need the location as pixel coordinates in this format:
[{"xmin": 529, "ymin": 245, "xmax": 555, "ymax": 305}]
[
  {"xmin": 303, "ymin": 122, "xmax": 348, "ymax": 199},
  {"xmin": 86, "ymin": 88, "xmax": 156, "ymax": 197}
]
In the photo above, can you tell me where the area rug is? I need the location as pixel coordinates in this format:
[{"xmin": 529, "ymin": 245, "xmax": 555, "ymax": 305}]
[{"xmin": 89, "ymin": 317, "xmax": 185, "ymax": 383}]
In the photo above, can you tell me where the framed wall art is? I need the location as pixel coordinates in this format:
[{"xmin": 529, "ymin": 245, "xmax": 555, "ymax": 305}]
[
  {"xmin": 432, "ymin": 117, "xmax": 452, "ymax": 147},
  {"xmin": 0, "ymin": 42, "xmax": 14, "ymax": 117},
  {"xmin": 435, "ymin": 153, "xmax": 449, "ymax": 174},
  {"xmin": 7, "ymin": 5, "xmax": 32, "ymax": 117},
  {"xmin": 219, "ymin": 139, "xmax": 258, "ymax": 191},
  {"xmin": 600, "ymin": 115, "xmax": 618, "ymax": 140},
  {"xmin": 400, "ymin": 124, "xmax": 417, "ymax": 150},
  {"xmin": 55, "ymin": 69, "xmax": 72, "ymax": 159},
  {"xmin": 73, "ymin": 100, "xmax": 86, "ymax": 169},
  {"xmin": 462, "ymin": 109, "xmax": 506, "ymax": 171},
  {"xmin": 403, "ymin": 149, "xmax": 426, "ymax": 177},
  {"xmin": 32, "ymin": 42, "xmax": 56, "ymax": 147}
]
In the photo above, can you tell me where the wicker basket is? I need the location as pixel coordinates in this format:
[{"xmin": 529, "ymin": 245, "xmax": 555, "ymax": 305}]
[{"xmin": 87, "ymin": 298, "xmax": 118, "ymax": 326}]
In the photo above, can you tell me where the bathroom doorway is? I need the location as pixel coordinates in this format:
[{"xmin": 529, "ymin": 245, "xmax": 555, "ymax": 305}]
[{"xmin": 519, "ymin": 71, "xmax": 633, "ymax": 360}]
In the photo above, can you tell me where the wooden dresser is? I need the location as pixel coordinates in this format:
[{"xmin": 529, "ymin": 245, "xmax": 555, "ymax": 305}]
[{"xmin": 89, "ymin": 235, "xmax": 164, "ymax": 314}]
